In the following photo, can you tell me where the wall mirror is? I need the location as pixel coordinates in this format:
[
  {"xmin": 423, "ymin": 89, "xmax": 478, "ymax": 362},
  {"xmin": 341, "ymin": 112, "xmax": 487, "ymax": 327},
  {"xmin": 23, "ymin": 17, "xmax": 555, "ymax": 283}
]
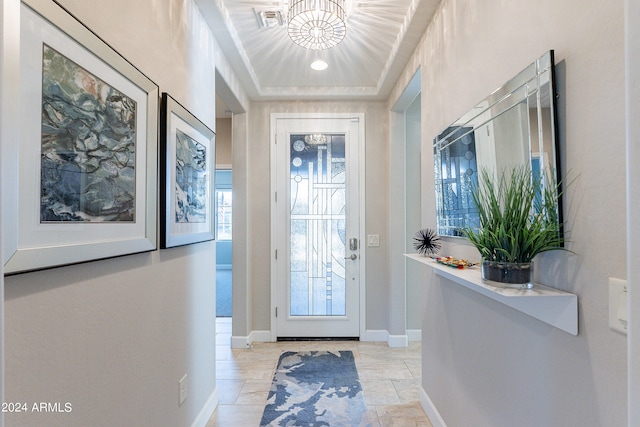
[{"xmin": 433, "ymin": 50, "xmax": 560, "ymax": 237}]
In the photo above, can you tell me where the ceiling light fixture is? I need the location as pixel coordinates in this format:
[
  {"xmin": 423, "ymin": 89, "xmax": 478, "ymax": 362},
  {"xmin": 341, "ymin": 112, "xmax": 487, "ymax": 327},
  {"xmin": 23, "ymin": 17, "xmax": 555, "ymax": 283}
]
[
  {"xmin": 288, "ymin": 0, "xmax": 346, "ymax": 50},
  {"xmin": 304, "ymin": 134, "xmax": 328, "ymax": 145},
  {"xmin": 310, "ymin": 60, "xmax": 328, "ymax": 71}
]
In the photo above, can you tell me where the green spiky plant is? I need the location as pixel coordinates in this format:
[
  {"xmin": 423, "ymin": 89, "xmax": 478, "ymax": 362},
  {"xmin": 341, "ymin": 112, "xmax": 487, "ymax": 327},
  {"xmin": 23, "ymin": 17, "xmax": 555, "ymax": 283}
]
[{"xmin": 462, "ymin": 166, "xmax": 565, "ymax": 263}]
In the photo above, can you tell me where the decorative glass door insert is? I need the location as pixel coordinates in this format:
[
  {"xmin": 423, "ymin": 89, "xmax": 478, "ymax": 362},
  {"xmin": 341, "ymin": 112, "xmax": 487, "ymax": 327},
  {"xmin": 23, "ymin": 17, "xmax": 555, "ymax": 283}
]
[{"xmin": 289, "ymin": 133, "xmax": 347, "ymax": 316}]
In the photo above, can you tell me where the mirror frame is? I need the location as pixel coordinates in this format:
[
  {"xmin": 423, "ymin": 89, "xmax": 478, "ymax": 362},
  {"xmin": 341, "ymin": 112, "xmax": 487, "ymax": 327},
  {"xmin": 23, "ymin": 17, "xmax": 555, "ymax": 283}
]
[{"xmin": 433, "ymin": 50, "xmax": 561, "ymax": 238}]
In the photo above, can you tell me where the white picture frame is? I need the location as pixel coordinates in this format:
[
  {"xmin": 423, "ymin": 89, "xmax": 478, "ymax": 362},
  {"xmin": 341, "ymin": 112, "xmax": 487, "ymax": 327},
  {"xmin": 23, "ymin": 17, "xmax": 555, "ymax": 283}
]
[{"xmin": 3, "ymin": 0, "xmax": 159, "ymax": 274}]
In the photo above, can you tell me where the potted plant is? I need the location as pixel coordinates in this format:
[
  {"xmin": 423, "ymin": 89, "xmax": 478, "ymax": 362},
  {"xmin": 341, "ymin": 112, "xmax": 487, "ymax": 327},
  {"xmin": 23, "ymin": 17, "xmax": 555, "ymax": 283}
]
[{"xmin": 462, "ymin": 166, "xmax": 566, "ymax": 289}]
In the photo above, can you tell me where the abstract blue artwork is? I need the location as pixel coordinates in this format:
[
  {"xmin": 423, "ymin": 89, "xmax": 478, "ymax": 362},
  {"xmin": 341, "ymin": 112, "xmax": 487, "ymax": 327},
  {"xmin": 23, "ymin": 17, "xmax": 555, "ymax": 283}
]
[
  {"xmin": 174, "ymin": 129, "xmax": 207, "ymax": 223},
  {"xmin": 40, "ymin": 45, "xmax": 137, "ymax": 222}
]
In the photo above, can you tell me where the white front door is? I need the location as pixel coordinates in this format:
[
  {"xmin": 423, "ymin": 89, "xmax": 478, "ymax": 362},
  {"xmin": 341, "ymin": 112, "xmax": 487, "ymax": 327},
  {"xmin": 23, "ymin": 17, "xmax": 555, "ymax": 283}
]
[{"xmin": 272, "ymin": 114, "xmax": 364, "ymax": 338}]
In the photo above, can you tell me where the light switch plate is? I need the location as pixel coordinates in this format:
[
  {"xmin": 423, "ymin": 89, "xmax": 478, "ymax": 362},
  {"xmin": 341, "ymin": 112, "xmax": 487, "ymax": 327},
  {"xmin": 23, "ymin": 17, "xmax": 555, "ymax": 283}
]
[
  {"xmin": 609, "ymin": 278, "xmax": 628, "ymax": 335},
  {"xmin": 367, "ymin": 235, "xmax": 380, "ymax": 247}
]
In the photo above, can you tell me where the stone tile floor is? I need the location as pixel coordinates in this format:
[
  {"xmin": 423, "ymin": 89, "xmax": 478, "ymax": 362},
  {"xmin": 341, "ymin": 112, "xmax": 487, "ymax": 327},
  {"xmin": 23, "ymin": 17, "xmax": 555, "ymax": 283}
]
[{"xmin": 207, "ymin": 318, "xmax": 432, "ymax": 427}]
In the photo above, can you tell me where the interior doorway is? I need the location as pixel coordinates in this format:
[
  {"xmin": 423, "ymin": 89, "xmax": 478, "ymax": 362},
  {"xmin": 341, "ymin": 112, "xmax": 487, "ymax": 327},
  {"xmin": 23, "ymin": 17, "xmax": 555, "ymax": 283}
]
[
  {"xmin": 213, "ymin": 68, "xmax": 244, "ymax": 355},
  {"xmin": 390, "ymin": 69, "xmax": 422, "ymax": 343},
  {"xmin": 404, "ymin": 92, "xmax": 422, "ymax": 337}
]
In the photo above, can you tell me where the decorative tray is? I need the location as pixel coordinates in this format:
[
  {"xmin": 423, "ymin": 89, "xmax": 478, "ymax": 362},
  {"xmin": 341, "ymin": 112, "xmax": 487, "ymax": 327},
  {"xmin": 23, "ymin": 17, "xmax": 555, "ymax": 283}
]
[{"xmin": 434, "ymin": 256, "xmax": 477, "ymax": 269}]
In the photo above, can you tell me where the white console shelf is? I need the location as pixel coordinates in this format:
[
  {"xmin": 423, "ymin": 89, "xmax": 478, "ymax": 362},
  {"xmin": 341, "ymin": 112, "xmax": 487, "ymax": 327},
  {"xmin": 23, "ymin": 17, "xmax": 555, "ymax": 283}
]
[{"xmin": 405, "ymin": 254, "xmax": 578, "ymax": 335}]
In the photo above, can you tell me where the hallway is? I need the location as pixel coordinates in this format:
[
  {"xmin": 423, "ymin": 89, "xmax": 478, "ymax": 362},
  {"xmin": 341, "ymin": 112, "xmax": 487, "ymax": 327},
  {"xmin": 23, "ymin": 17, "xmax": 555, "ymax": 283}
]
[{"xmin": 207, "ymin": 318, "xmax": 431, "ymax": 426}]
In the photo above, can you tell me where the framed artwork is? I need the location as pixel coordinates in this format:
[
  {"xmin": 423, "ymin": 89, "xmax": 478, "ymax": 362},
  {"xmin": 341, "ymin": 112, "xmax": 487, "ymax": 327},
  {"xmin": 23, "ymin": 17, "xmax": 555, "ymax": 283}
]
[
  {"xmin": 160, "ymin": 93, "xmax": 215, "ymax": 248},
  {"xmin": 2, "ymin": 0, "xmax": 158, "ymax": 274}
]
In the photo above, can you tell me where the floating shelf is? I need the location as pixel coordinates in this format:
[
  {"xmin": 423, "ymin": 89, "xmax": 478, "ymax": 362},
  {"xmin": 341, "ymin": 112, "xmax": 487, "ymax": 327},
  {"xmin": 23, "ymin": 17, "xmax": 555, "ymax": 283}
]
[{"xmin": 405, "ymin": 254, "xmax": 578, "ymax": 335}]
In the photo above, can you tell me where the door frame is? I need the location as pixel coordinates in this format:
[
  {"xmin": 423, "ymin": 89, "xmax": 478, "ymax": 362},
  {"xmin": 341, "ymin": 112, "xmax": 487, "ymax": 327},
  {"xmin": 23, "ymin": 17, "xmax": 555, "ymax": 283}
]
[
  {"xmin": 269, "ymin": 112, "xmax": 366, "ymax": 341},
  {"xmin": 389, "ymin": 69, "xmax": 422, "ymax": 345},
  {"xmin": 626, "ymin": 0, "xmax": 640, "ymax": 424}
]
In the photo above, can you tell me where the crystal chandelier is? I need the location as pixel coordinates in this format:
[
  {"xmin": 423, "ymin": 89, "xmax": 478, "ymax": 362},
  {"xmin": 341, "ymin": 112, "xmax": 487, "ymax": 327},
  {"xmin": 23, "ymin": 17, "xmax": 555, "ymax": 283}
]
[
  {"xmin": 288, "ymin": 0, "xmax": 346, "ymax": 50},
  {"xmin": 304, "ymin": 134, "xmax": 328, "ymax": 145}
]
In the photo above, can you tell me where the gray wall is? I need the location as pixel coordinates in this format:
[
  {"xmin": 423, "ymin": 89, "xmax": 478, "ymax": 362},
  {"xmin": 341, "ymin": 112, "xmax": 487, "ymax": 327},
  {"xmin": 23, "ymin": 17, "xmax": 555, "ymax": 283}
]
[
  {"xmin": 389, "ymin": 0, "xmax": 626, "ymax": 425},
  {"xmin": 215, "ymin": 117, "xmax": 232, "ymax": 167},
  {"xmin": 231, "ymin": 112, "xmax": 251, "ymax": 337},
  {"xmin": 2, "ymin": 0, "xmax": 224, "ymax": 426}
]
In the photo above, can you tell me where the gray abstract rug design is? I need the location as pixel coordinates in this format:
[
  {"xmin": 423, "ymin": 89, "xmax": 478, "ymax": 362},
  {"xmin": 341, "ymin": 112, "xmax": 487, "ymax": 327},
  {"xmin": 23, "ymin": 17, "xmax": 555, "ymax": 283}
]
[{"xmin": 260, "ymin": 350, "xmax": 368, "ymax": 426}]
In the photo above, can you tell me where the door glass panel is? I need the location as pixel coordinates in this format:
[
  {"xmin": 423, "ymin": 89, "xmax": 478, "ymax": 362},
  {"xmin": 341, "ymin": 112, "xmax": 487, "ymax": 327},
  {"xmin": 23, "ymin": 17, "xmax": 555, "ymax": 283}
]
[{"xmin": 290, "ymin": 133, "xmax": 346, "ymax": 316}]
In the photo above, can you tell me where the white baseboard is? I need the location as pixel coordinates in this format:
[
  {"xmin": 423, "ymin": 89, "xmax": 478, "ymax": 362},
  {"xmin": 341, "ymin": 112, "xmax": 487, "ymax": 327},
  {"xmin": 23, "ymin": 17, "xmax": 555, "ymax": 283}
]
[
  {"xmin": 362, "ymin": 330, "xmax": 409, "ymax": 347},
  {"xmin": 251, "ymin": 330, "xmax": 272, "ymax": 343},
  {"xmin": 230, "ymin": 335, "xmax": 251, "ymax": 348},
  {"xmin": 420, "ymin": 387, "xmax": 447, "ymax": 427},
  {"xmin": 191, "ymin": 388, "xmax": 218, "ymax": 427},
  {"xmin": 230, "ymin": 330, "xmax": 272, "ymax": 348},
  {"xmin": 388, "ymin": 334, "xmax": 408, "ymax": 348},
  {"xmin": 407, "ymin": 329, "xmax": 422, "ymax": 342},
  {"xmin": 362, "ymin": 329, "xmax": 389, "ymax": 342}
]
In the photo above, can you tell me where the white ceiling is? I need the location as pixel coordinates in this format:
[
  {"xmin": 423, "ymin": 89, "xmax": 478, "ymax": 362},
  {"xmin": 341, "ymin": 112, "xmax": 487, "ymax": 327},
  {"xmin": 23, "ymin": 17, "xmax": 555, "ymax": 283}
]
[{"xmin": 196, "ymin": 0, "xmax": 441, "ymax": 103}]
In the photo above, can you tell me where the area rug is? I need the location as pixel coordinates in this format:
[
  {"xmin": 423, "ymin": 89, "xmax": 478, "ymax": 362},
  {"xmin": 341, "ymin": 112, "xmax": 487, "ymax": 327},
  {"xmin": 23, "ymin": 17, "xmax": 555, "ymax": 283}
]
[{"xmin": 260, "ymin": 350, "xmax": 368, "ymax": 426}]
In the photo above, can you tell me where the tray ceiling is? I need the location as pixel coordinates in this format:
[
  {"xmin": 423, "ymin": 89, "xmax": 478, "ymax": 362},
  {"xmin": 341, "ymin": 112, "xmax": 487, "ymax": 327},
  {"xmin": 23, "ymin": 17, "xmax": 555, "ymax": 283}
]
[{"xmin": 195, "ymin": 0, "xmax": 441, "ymax": 101}]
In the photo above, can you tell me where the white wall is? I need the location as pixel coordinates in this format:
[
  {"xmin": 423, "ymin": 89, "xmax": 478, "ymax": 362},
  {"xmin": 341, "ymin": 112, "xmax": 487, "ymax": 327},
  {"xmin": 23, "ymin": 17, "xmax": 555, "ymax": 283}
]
[
  {"xmin": 2, "ymin": 1, "xmax": 224, "ymax": 425},
  {"xmin": 390, "ymin": 0, "xmax": 626, "ymax": 425}
]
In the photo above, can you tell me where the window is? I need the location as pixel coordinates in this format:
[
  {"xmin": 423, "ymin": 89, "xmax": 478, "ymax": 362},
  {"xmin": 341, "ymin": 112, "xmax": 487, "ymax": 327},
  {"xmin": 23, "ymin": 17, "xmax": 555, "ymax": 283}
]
[{"xmin": 216, "ymin": 189, "xmax": 232, "ymax": 240}]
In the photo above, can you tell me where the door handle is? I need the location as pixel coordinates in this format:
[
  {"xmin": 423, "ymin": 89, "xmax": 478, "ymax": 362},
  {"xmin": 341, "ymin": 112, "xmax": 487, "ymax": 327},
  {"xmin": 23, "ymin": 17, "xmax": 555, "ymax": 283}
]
[{"xmin": 344, "ymin": 254, "xmax": 358, "ymax": 260}]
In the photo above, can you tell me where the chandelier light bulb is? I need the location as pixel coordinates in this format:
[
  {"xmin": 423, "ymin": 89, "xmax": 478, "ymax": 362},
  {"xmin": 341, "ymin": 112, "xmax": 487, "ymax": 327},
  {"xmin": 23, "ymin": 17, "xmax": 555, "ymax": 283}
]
[{"xmin": 311, "ymin": 60, "xmax": 328, "ymax": 71}]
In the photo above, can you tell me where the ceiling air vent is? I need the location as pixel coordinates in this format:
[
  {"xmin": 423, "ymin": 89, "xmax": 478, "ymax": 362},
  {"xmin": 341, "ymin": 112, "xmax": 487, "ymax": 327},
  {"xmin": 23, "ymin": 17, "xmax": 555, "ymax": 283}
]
[{"xmin": 254, "ymin": 9, "xmax": 285, "ymax": 28}]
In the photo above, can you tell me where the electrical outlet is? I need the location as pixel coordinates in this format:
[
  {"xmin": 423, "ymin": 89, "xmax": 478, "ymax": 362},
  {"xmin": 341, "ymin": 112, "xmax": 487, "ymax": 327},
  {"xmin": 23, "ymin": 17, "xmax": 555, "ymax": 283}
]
[{"xmin": 179, "ymin": 374, "xmax": 188, "ymax": 406}]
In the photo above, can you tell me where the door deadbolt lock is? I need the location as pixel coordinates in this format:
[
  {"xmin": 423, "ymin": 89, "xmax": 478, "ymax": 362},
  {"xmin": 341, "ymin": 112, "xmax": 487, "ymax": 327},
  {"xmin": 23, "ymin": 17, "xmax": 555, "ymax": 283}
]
[{"xmin": 349, "ymin": 238, "xmax": 358, "ymax": 251}]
